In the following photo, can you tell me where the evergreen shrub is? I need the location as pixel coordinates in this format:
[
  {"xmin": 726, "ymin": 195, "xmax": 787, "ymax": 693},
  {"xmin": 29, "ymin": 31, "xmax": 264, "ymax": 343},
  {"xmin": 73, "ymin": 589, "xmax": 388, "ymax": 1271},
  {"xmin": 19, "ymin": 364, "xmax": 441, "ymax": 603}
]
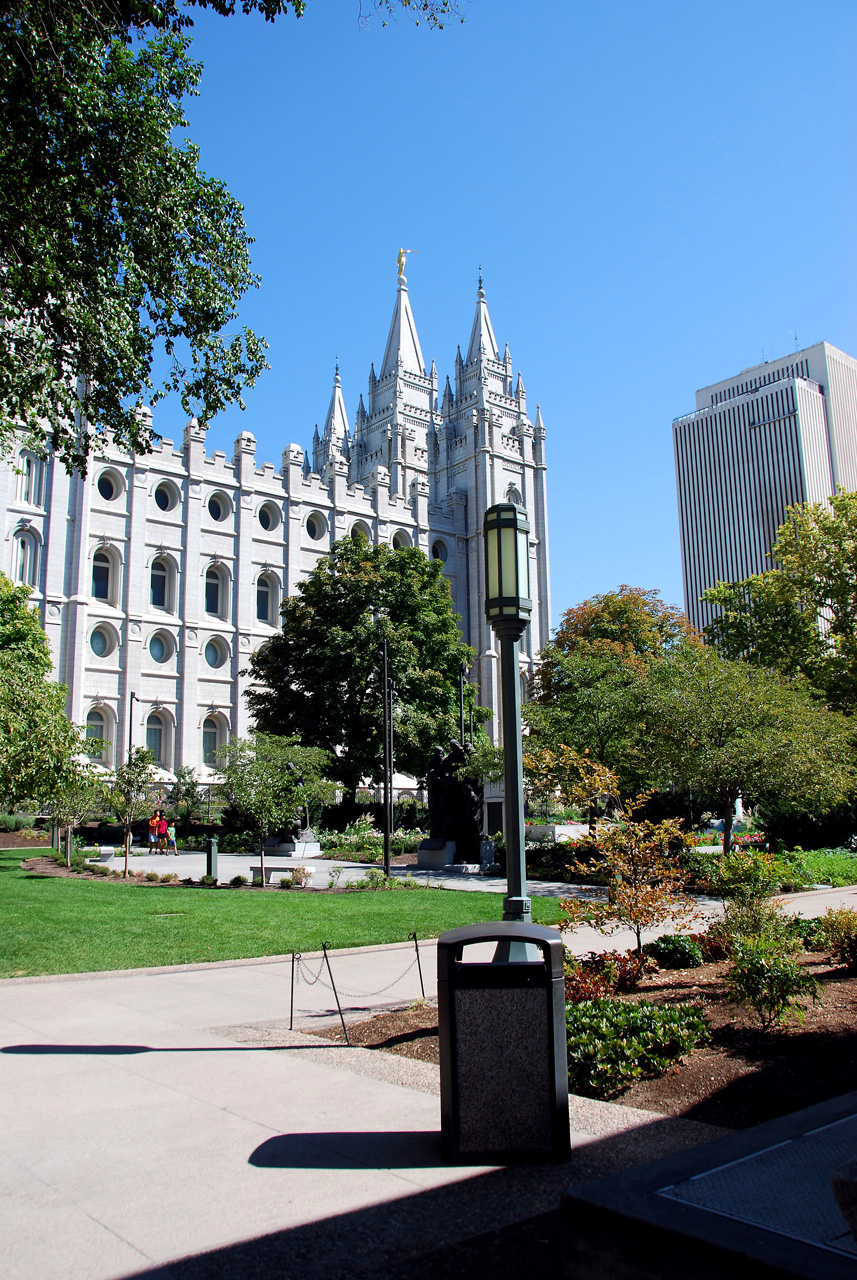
[
  {"xmin": 643, "ymin": 934, "xmax": 704, "ymax": 969},
  {"xmin": 565, "ymin": 998, "xmax": 709, "ymax": 1097}
]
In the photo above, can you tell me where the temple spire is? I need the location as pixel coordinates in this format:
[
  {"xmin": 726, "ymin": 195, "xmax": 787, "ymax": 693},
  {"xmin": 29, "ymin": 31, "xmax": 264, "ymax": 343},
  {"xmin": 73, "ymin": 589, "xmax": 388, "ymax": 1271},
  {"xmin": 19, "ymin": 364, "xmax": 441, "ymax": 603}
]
[
  {"xmin": 322, "ymin": 359, "xmax": 349, "ymax": 446},
  {"xmin": 379, "ymin": 277, "xmax": 425, "ymax": 378},
  {"xmin": 465, "ymin": 272, "xmax": 499, "ymax": 364}
]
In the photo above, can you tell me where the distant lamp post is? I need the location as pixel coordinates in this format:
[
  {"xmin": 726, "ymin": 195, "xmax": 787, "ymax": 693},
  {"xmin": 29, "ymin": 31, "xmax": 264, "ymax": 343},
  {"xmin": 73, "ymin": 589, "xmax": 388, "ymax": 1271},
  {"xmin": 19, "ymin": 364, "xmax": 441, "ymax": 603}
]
[
  {"xmin": 483, "ymin": 503, "xmax": 532, "ymax": 953},
  {"xmin": 127, "ymin": 691, "xmax": 138, "ymax": 765}
]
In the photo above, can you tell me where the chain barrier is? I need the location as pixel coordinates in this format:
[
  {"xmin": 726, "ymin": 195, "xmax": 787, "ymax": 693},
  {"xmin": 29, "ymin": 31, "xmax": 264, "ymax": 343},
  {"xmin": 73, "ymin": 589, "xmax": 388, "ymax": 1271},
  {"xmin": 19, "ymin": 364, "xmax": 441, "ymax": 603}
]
[{"xmin": 288, "ymin": 936, "xmax": 427, "ymax": 1038}]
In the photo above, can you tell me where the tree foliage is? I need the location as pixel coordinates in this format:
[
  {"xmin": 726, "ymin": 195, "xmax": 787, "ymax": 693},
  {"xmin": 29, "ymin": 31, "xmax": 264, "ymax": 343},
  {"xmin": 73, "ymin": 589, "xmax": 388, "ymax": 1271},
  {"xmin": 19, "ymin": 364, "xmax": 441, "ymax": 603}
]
[
  {"xmin": 215, "ymin": 734, "xmax": 330, "ymax": 871},
  {"xmin": 526, "ymin": 586, "xmax": 698, "ymax": 795},
  {"xmin": 640, "ymin": 641, "xmax": 857, "ymax": 853},
  {"xmin": 0, "ymin": 573, "xmax": 90, "ymax": 810},
  {"xmin": 703, "ymin": 490, "xmax": 857, "ymax": 713},
  {"xmin": 246, "ymin": 538, "xmax": 487, "ymax": 804},
  {"xmin": 46, "ymin": 765, "xmax": 106, "ymax": 867},
  {"xmin": 523, "ymin": 744, "xmax": 619, "ymax": 836}
]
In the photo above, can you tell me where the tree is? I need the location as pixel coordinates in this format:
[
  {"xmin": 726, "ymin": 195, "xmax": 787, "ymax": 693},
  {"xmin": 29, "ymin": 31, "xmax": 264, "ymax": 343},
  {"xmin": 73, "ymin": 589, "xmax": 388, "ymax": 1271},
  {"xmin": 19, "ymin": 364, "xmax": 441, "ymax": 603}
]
[
  {"xmin": 0, "ymin": 0, "xmax": 459, "ymax": 471},
  {"xmin": 47, "ymin": 765, "xmax": 106, "ymax": 868},
  {"xmin": 0, "ymin": 573, "xmax": 91, "ymax": 810},
  {"xmin": 246, "ymin": 537, "xmax": 488, "ymax": 809},
  {"xmin": 215, "ymin": 734, "xmax": 330, "ymax": 882},
  {"xmin": 106, "ymin": 747, "xmax": 157, "ymax": 876},
  {"xmin": 640, "ymin": 641, "xmax": 857, "ymax": 854},
  {"xmin": 558, "ymin": 796, "xmax": 698, "ymax": 956},
  {"xmin": 166, "ymin": 765, "xmax": 204, "ymax": 835},
  {"xmin": 703, "ymin": 490, "xmax": 857, "ymax": 713},
  {"xmin": 526, "ymin": 586, "xmax": 698, "ymax": 795}
]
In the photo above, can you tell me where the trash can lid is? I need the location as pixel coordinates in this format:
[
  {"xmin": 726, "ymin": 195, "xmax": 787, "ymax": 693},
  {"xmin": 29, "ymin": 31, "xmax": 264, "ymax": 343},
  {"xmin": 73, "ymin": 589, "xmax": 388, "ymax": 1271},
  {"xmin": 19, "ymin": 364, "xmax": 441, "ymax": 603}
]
[{"xmin": 437, "ymin": 921, "xmax": 563, "ymax": 977}]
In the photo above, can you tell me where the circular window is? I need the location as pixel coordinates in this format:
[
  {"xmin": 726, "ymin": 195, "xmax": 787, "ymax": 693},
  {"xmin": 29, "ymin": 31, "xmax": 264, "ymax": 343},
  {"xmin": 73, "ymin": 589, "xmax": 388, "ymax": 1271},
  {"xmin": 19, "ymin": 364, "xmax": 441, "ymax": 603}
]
[
  {"xmin": 154, "ymin": 481, "xmax": 178, "ymax": 512},
  {"xmin": 306, "ymin": 512, "xmax": 326, "ymax": 541},
  {"xmin": 90, "ymin": 625, "xmax": 114, "ymax": 658},
  {"xmin": 258, "ymin": 503, "xmax": 279, "ymax": 532},
  {"xmin": 204, "ymin": 639, "xmax": 226, "ymax": 668},
  {"xmin": 149, "ymin": 632, "xmax": 172, "ymax": 663},
  {"xmin": 208, "ymin": 493, "xmax": 229, "ymax": 522},
  {"xmin": 431, "ymin": 540, "xmax": 448, "ymax": 563},
  {"xmin": 97, "ymin": 472, "xmax": 117, "ymax": 501}
]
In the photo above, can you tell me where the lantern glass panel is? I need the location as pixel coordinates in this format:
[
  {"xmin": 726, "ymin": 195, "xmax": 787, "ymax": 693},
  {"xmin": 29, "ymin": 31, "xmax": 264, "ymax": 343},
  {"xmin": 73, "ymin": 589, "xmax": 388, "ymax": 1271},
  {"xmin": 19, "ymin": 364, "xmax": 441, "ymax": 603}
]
[
  {"xmin": 517, "ymin": 529, "xmax": 530, "ymax": 597},
  {"xmin": 487, "ymin": 528, "xmax": 499, "ymax": 601},
  {"xmin": 500, "ymin": 524, "xmax": 517, "ymax": 601}
]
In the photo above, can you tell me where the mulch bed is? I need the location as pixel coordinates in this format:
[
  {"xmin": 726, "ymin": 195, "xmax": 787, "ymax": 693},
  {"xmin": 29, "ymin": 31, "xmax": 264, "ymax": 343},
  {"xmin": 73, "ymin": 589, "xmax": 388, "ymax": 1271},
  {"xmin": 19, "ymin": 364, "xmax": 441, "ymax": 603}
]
[
  {"xmin": 307, "ymin": 956, "xmax": 857, "ymax": 1131},
  {"xmin": 0, "ymin": 833, "xmax": 50, "ymax": 849}
]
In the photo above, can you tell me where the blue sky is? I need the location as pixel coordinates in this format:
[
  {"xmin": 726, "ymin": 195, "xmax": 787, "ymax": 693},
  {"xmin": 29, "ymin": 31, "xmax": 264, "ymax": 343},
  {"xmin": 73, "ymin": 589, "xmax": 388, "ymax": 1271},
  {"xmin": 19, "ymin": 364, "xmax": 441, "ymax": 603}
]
[{"xmin": 169, "ymin": 0, "xmax": 857, "ymax": 628}]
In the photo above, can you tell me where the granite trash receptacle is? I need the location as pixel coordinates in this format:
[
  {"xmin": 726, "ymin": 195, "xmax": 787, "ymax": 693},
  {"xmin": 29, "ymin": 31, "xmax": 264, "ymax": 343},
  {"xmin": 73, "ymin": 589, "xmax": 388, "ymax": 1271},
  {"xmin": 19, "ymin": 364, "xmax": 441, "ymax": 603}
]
[
  {"xmin": 437, "ymin": 921, "xmax": 570, "ymax": 1164},
  {"xmin": 206, "ymin": 835, "xmax": 218, "ymax": 881}
]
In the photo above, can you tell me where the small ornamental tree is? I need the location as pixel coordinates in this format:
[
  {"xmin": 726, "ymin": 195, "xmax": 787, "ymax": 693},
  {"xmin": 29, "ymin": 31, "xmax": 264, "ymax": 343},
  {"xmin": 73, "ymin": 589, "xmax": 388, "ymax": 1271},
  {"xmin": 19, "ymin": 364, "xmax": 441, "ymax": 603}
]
[
  {"xmin": 47, "ymin": 764, "xmax": 106, "ymax": 868},
  {"xmin": 523, "ymin": 744, "xmax": 620, "ymax": 836},
  {"xmin": 215, "ymin": 734, "xmax": 330, "ymax": 884},
  {"xmin": 106, "ymin": 748, "xmax": 158, "ymax": 877},
  {"xmin": 558, "ymin": 796, "xmax": 698, "ymax": 955}
]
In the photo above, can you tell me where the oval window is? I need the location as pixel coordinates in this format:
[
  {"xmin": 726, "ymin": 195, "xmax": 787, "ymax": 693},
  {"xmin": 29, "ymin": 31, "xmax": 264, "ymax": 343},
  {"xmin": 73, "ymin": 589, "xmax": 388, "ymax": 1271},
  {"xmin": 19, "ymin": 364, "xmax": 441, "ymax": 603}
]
[
  {"xmin": 259, "ymin": 506, "xmax": 271, "ymax": 531},
  {"xmin": 90, "ymin": 626, "xmax": 112, "ymax": 657},
  {"xmin": 208, "ymin": 493, "xmax": 228, "ymax": 521},
  {"xmin": 154, "ymin": 482, "xmax": 177, "ymax": 512},
  {"xmin": 149, "ymin": 633, "xmax": 170, "ymax": 663},
  {"xmin": 97, "ymin": 473, "xmax": 116, "ymax": 501},
  {"xmin": 431, "ymin": 540, "xmax": 448, "ymax": 563},
  {"xmin": 306, "ymin": 513, "xmax": 325, "ymax": 541},
  {"xmin": 204, "ymin": 640, "xmax": 225, "ymax": 668}
]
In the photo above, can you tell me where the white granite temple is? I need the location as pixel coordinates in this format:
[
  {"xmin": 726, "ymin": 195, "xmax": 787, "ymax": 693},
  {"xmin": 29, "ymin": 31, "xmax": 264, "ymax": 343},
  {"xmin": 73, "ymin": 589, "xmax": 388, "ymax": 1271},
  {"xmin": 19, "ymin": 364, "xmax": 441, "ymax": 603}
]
[{"xmin": 1, "ymin": 273, "xmax": 551, "ymax": 779}]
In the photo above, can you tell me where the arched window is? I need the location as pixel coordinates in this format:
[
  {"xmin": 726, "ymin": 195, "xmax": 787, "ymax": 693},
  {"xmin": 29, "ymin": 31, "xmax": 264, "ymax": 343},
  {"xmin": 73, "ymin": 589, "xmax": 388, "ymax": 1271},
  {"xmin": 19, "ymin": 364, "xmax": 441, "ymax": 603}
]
[
  {"xmin": 86, "ymin": 709, "xmax": 106, "ymax": 760},
  {"xmin": 150, "ymin": 557, "xmax": 170, "ymax": 610},
  {"xmin": 92, "ymin": 551, "xmax": 111, "ymax": 601},
  {"xmin": 351, "ymin": 521, "xmax": 372, "ymax": 543},
  {"xmin": 256, "ymin": 577, "xmax": 270, "ymax": 623},
  {"xmin": 17, "ymin": 454, "xmax": 44, "ymax": 507},
  {"xmin": 13, "ymin": 531, "xmax": 38, "ymax": 586},
  {"xmin": 392, "ymin": 530, "xmax": 410, "ymax": 550},
  {"xmin": 205, "ymin": 567, "xmax": 221, "ymax": 616},
  {"xmin": 506, "ymin": 485, "xmax": 524, "ymax": 507},
  {"xmin": 146, "ymin": 712, "xmax": 167, "ymax": 766},
  {"xmin": 431, "ymin": 539, "xmax": 448, "ymax": 564},
  {"xmin": 202, "ymin": 716, "xmax": 220, "ymax": 767}
]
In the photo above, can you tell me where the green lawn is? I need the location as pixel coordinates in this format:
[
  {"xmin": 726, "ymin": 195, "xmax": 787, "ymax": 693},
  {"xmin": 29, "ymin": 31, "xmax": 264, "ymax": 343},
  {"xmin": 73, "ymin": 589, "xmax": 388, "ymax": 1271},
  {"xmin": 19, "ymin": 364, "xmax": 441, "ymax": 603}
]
[
  {"xmin": 801, "ymin": 848, "xmax": 857, "ymax": 889},
  {"xmin": 0, "ymin": 849, "xmax": 562, "ymax": 978}
]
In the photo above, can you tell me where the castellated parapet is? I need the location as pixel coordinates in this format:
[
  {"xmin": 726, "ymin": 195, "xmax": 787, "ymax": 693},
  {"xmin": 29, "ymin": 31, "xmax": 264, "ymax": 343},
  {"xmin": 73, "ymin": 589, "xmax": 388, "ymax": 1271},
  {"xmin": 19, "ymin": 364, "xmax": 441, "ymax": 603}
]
[{"xmin": 1, "ymin": 276, "xmax": 550, "ymax": 777}]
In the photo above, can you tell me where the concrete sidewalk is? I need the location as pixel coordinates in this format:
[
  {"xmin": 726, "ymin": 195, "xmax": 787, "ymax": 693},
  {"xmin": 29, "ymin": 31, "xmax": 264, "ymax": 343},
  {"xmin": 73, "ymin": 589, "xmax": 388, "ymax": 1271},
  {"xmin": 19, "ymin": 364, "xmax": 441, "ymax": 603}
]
[{"xmin": 0, "ymin": 943, "xmax": 725, "ymax": 1280}]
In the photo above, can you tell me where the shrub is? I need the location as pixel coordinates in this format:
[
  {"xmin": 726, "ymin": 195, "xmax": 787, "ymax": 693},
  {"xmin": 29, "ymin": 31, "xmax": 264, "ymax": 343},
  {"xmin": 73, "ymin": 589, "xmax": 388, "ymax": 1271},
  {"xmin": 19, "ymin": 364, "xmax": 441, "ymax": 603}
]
[
  {"xmin": 199, "ymin": 874, "xmax": 218, "ymax": 887},
  {"xmin": 643, "ymin": 934, "xmax": 704, "ymax": 969},
  {"xmin": 0, "ymin": 812, "xmax": 36, "ymax": 831},
  {"xmin": 694, "ymin": 926, "xmax": 728, "ymax": 962},
  {"xmin": 159, "ymin": 872, "xmax": 179, "ymax": 883},
  {"xmin": 717, "ymin": 898, "xmax": 802, "ymax": 958},
  {"xmin": 144, "ymin": 871, "xmax": 160, "ymax": 882},
  {"xmin": 726, "ymin": 940, "xmax": 820, "ymax": 1029},
  {"xmin": 817, "ymin": 907, "xmax": 857, "ymax": 969},
  {"xmin": 229, "ymin": 875, "xmax": 248, "ymax": 888},
  {"xmin": 327, "ymin": 867, "xmax": 344, "ymax": 888},
  {"xmin": 277, "ymin": 876, "xmax": 293, "ymax": 890},
  {"xmin": 90, "ymin": 864, "xmax": 110, "ymax": 877},
  {"xmin": 564, "ymin": 949, "xmax": 650, "ymax": 1002},
  {"xmin": 565, "ymin": 998, "xmax": 709, "ymax": 1098},
  {"xmin": 251, "ymin": 877, "xmax": 264, "ymax": 887},
  {"xmin": 289, "ymin": 866, "xmax": 312, "ymax": 888}
]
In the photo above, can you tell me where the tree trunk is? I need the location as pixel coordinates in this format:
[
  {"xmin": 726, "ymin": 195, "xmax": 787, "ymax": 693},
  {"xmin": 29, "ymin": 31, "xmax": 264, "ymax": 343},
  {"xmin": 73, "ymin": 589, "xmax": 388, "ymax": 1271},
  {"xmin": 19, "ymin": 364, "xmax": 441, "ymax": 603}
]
[
  {"xmin": 124, "ymin": 826, "xmax": 131, "ymax": 878},
  {"xmin": 259, "ymin": 836, "xmax": 266, "ymax": 888},
  {"xmin": 722, "ymin": 799, "xmax": 734, "ymax": 855},
  {"xmin": 65, "ymin": 825, "xmax": 71, "ymax": 869}
]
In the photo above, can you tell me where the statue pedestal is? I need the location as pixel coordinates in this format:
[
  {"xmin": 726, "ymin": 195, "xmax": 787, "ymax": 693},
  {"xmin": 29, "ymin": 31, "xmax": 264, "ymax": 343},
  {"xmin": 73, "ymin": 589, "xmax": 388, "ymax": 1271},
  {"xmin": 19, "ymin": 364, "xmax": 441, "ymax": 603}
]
[
  {"xmin": 417, "ymin": 838, "xmax": 456, "ymax": 869},
  {"xmin": 265, "ymin": 831, "xmax": 322, "ymax": 858}
]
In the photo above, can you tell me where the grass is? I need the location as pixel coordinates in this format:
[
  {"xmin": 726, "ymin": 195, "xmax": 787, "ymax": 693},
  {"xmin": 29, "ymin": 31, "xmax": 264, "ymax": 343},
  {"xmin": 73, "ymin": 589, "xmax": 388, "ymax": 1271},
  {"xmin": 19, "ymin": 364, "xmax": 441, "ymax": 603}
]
[
  {"xmin": 801, "ymin": 848, "xmax": 857, "ymax": 888},
  {"xmin": 0, "ymin": 849, "xmax": 562, "ymax": 979}
]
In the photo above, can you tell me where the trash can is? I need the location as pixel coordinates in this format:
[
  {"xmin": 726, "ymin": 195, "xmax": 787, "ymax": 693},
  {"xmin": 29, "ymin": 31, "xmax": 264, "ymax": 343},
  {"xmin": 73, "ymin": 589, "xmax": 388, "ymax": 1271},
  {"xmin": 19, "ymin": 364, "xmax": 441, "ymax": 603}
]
[
  {"xmin": 206, "ymin": 835, "xmax": 218, "ymax": 881},
  {"xmin": 437, "ymin": 921, "xmax": 570, "ymax": 1164}
]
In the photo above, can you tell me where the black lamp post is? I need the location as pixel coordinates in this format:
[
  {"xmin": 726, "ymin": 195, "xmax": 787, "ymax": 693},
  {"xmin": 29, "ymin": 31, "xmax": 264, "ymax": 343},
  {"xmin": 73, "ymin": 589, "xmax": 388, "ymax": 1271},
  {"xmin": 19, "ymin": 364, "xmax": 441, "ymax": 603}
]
[
  {"xmin": 483, "ymin": 503, "xmax": 532, "ymax": 952},
  {"xmin": 127, "ymin": 691, "xmax": 138, "ymax": 765}
]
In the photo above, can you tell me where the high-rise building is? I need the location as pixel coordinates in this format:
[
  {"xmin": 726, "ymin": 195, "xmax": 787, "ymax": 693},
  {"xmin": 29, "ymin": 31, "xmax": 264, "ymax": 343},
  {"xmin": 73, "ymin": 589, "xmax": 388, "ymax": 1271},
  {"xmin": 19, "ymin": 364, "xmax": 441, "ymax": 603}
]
[
  {"xmin": 0, "ymin": 272, "xmax": 550, "ymax": 777},
  {"xmin": 673, "ymin": 340, "xmax": 857, "ymax": 631}
]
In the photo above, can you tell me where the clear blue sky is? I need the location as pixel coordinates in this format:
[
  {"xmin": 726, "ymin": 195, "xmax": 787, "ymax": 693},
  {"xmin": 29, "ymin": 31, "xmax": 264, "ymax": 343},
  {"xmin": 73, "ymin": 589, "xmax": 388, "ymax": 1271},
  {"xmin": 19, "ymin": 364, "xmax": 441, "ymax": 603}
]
[{"xmin": 167, "ymin": 0, "xmax": 857, "ymax": 628}]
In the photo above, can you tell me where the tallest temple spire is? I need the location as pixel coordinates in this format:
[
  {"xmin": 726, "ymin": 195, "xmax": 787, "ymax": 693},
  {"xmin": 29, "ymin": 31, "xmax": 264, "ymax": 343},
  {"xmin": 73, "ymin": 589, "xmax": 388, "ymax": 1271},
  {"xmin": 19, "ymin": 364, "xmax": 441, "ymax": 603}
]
[{"xmin": 379, "ymin": 273, "xmax": 426, "ymax": 378}]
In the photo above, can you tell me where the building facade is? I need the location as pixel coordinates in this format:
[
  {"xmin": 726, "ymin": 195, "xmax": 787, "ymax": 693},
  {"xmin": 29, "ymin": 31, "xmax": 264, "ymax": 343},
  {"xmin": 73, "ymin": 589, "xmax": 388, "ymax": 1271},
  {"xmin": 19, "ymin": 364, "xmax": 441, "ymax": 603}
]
[
  {"xmin": 673, "ymin": 340, "xmax": 857, "ymax": 632},
  {"xmin": 1, "ymin": 274, "xmax": 550, "ymax": 778}
]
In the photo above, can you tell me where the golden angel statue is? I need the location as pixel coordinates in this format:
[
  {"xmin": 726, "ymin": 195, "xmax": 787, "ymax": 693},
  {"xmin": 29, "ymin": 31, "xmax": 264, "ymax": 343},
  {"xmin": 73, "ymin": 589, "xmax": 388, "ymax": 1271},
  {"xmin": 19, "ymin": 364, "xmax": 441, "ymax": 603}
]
[{"xmin": 397, "ymin": 247, "xmax": 417, "ymax": 278}]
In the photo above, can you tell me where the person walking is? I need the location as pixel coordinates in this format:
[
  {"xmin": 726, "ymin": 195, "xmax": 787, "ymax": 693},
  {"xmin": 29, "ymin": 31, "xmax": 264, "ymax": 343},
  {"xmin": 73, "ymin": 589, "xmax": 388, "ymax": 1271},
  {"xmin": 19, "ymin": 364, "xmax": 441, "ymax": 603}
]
[
  {"xmin": 166, "ymin": 820, "xmax": 178, "ymax": 856},
  {"xmin": 157, "ymin": 811, "xmax": 168, "ymax": 853},
  {"xmin": 148, "ymin": 810, "xmax": 160, "ymax": 852}
]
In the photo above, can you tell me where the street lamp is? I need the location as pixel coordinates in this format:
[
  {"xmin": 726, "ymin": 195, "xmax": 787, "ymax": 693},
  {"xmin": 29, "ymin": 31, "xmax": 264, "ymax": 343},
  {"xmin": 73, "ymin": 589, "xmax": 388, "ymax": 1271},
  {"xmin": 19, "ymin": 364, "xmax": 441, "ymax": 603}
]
[
  {"xmin": 483, "ymin": 503, "xmax": 532, "ymax": 954},
  {"xmin": 127, "ymin": 691, "xmax": 138, "ymax": 765}
]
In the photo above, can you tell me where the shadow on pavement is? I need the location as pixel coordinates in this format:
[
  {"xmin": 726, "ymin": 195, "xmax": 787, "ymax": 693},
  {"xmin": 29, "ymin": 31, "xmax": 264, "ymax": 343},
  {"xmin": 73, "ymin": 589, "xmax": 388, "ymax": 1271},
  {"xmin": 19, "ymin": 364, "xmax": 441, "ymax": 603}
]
[{"xmin": 249, "ymin": 1131, "xmax": 445, "ymax": 1170}]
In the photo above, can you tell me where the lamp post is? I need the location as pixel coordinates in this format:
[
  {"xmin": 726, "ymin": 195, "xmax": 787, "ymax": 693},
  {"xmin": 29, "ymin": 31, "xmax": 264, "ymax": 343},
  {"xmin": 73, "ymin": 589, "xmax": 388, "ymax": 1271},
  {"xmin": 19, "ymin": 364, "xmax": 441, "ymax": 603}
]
[
  {"xmin": 483, "ymin": 503, "xmax": 532, "ymax": 958},
  {"xmin": 127, "ymin": 691, "xmax": 138, "ymax": 765},
  {"xmin": 458, "ymin": 663, "xmax": 466, "ymax": 744},
  {"xmin": 379, "ymin": 639, "xmax": 395, "ymax": 879}
]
